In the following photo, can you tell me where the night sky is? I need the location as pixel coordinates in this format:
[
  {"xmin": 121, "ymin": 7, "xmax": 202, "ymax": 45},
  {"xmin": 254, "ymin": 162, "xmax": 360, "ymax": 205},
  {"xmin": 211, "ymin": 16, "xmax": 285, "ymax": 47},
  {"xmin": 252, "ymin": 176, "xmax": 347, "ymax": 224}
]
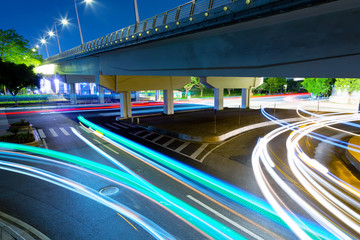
[{"xmin": 0, "ymin": 0, "xmax": 190, "ymax": 58}]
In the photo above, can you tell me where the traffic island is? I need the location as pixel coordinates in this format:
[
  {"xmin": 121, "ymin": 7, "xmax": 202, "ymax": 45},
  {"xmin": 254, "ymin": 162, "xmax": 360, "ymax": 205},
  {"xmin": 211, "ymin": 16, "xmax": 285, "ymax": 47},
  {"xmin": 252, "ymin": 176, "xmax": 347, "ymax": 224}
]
[{"xmin": 0, "ymin": 120, "xmax": 40, "ymax": 146}]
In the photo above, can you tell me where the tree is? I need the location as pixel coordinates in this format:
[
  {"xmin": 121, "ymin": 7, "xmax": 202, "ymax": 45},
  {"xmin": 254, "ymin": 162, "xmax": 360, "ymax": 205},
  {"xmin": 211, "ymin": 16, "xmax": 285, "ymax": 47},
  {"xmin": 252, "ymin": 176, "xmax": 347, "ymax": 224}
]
[
  {"xmin": 0, "ymin": 59, "xmax": 41, "ymax": 103},
  {"xmin": 264, "ymin": 77, "xmax": 287, "ymax": 94},
  {"xmin": 184, "ymin": 77, "xmax": 205, "ymax": 97},
  {"xmin": 335, "ymin": 78, "xmax": 360, "ymax": 92},
  {"xmin": 0, "ymin": 29, "xmax": 42, "ymax": 66},
  {"xmin": 302, "ymin": 78, "xmax": 332, "ymax": 97}
]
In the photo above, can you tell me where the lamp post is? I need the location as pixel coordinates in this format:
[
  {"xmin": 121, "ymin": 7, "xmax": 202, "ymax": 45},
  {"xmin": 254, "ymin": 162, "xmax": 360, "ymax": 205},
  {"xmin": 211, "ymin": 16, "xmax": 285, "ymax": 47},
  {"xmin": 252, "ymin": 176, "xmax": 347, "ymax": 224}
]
[
  {"xmin": 133, "ymin": 0, "xmax": 139, "ymax": 32},
  {"xmin": 51, "ymin": 18, "xmax": 69, "ymax": 53},
  {"xmin": 74, "ymin": 0, "xmax": 93, "ymax": 45},
  {"xmin": 40, "ymin": 38, "xmax": 49, "ymax": 58}
]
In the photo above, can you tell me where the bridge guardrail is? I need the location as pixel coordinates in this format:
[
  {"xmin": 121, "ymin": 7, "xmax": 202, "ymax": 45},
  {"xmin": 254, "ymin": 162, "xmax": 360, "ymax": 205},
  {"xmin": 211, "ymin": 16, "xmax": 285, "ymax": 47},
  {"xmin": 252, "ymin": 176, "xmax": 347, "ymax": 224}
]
[
  {"xmin": 45, "ymin": 0, "xmax": 331, "ymax": 63},
  {"xmin": 45, "ymin": 0, "xmax": 240, "ymax": 62}
]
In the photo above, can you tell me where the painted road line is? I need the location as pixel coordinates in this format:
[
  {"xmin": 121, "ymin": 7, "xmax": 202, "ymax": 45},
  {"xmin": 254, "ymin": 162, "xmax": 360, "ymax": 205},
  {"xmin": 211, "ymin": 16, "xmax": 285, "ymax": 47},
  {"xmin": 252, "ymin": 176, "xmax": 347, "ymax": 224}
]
[
  {"xmin": 38, "ymin": 129, "xmax": 46, "ymax": 138},
  {"xmin": 105, "ymin": 123, "xmax": 120, "ymax": 130},
  {"xmin": 104, "ymin": 144, "xmax": 119, "ymax": 154},
  {"xmin": 175, "ymin": 142, "xmax": 190, "ymax": 152},
  {"xmin": 163, "ymin": 138, "xmax": 176, "ymax": 147},
  {"xmin": 49, "ymin": 128, "xmax": 58, "ymax": 137},
  {"xmin": 112, "ymin": 122, "xmax": 129, "ymax": 129},
  {"xmin": 153, "ymin": 134, "xmax": 164, "ymax": 142},
  {"xmin": 141, "ymin": 132, "xmax": 154, "ymax": 139},
  {"xmin": 133, "ymin": 130, "xmax": 144, "ymax": 136},
  {"xmin": 187, "ymin": 195, "xmax": 264, "ymax": 240},
  {"xmin": 190, "ymin": 143, "xmax": 209, "ymax": 159},
  {"xmin": 117, "ymin": 213, "xmax": 138, "ymax": 231},
  {"xmin": 59, "ymin": 127, "xmax": 70, "ymax": 136},
  {"xmin": 42, "ymin": 139, "xmax": 48, "ymax": 149}
]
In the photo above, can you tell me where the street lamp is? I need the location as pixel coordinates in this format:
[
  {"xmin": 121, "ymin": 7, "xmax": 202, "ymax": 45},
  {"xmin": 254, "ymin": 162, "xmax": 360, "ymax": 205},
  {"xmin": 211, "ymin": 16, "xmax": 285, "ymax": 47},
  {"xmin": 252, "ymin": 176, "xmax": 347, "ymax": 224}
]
[
  {"xmin": 40, "ymin": 38, "xmax": 49, "ymax": 58},
  {"xmin": 52, "ymin": 18, "xmax": 69, "ymax": 53},
  {"xmin": 74, "ymin": 0, "xmax": 94, "ymax": 44}
]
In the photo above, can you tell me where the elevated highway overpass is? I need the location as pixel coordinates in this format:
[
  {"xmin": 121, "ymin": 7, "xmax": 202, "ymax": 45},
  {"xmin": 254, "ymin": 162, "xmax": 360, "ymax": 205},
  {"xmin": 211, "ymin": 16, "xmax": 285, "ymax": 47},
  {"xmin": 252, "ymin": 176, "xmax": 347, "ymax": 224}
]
[{"xmin": 37, "ymin": 0, "xmax": 360, "ymax": 117}]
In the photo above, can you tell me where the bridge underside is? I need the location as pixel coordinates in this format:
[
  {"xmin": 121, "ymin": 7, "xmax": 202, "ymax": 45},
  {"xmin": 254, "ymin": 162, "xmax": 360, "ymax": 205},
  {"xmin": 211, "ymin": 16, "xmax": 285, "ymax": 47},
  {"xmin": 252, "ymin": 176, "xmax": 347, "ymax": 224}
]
[{"xmin": 51, "ymin": 0, "xmax": 360, "ymax": 78}]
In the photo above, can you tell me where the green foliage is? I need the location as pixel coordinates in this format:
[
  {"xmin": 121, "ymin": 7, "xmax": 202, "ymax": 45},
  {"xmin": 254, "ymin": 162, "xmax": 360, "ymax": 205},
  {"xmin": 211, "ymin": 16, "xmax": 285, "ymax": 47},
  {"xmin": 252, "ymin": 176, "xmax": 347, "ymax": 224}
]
[
  {"xmin": 184, "ymin": 77, "xmax": 205, "ymax": 97},
  {"xmin": 302, "ymin": 78, "xmax": 332, "ymax": 97},
  {"xmin": 335, "ymin": 78, "xmax": 360, "ymax": 92},
  {"xmin": 9, "ymin": 126, "xmax": 19, "ymax": 135},
  {"xmin": 0, "ymin": 133, "xmax": 34, "ymax": 143},
  {"xmin": 0, "ymin": 29, "xmax": 42, "ymax": 66},
  {"xmin": 286, "ymin": 79, "xmax": 303, "ymax": 92},
  {"xmin": 266, "ymin": 77, "xmax": 287, "ymax": 93},
  {"xmin": 253, "ymin": 78, "xmax": 286, "ymax": 94},
  {"xmin": 10, "ymin": 119, "xmax": 29, "ymax": 126},
  {"xmin": 0, "ymin": 59, "xmax": 41, "ymax": 98}
]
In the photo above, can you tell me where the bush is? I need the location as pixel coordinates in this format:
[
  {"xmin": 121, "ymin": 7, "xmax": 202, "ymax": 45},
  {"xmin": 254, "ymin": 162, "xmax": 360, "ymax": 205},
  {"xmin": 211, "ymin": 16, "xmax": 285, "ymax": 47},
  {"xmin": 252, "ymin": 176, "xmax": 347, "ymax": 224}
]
[
  {"xmin": 10, "ymin": 119, "xmax": 29, "ymax": 127},
  {"xmin": 0, "ymin": 133, "xmax": 34, "ymax": 143}
]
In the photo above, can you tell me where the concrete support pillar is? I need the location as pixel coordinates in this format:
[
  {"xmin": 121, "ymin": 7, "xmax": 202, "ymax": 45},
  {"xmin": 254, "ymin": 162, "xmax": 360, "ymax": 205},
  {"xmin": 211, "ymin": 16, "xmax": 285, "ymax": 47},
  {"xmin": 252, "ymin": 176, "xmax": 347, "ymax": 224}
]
[
  {"xmin": 241, "ymin": 88, "xmax": 251, "ymax": 109},
  {"xmin": 98, "ymin": 86, "xmax": 105, "ymax": 104},
  {"xmin": 163, "ymin": 89, "xmax": 174, "ymax": 115},
  {"xmin": 155, "ymin": 90, "xmax": 161, "ymax": 101},
  {"xmin": 69, "ymin": 83, "xmax": 77, "ymax": 104},
  {"xmin": 135, "ymin": 91, "xmax": 141, "ymax": 102},
  {"xmin": 119, "ymin": 91, "xmax": 132, "ymax": 119},
  {"xmin": 214, "ymin": 88, "xmax": 224, "ymax": 110}
]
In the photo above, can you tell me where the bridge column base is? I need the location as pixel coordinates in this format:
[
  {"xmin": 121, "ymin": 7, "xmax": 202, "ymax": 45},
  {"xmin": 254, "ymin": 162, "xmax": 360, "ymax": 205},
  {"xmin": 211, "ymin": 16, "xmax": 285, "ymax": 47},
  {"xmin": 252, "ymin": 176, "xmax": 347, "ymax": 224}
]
[
  {"xmin": 98, "ymin": 86, "xmax": 105, "ymax": 104},
  {"xmin": 69, "ymin": 83, "xmax": 77, "ymax": 104},
  {"xmin": 163, "ymin": 89, "xmax": 174, "ymax": 115},
  {"xmin": 119, "ymin": 91, "xmax": 132, "ymax": 119},
  {"xmin": 241, "ymin": 88, "xmax": 250, "ymax": 109},
  {"xmin": 214, "ymin": 88, "xmax": 224, "ymax": 111}
]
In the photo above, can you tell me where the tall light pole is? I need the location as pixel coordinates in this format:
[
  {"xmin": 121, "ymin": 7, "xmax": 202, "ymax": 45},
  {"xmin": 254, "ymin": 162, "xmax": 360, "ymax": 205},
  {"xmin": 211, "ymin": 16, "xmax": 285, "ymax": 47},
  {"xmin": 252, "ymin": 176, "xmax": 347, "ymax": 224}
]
[
  {"xmin": 133, "ymin": 0, "xmax": 139, "ymax": 32},
  {"xmin": 52, "ymin": 18, "xmax": 69, "ymax": 53},
  {"xmin": 41, "ymin": 38, "xmax": 49, "ymax": 58},
  {"xmin": 74, "ymin": 0, "xmax": 93, "ymax": 45}
]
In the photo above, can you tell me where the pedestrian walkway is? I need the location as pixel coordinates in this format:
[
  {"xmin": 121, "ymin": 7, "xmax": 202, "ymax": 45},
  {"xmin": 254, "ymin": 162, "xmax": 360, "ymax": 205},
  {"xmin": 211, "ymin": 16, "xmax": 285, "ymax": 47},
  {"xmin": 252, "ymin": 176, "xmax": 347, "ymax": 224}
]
[{"xmin": 36, "ymin": 126, "xmax": 73, "ymax": 139}]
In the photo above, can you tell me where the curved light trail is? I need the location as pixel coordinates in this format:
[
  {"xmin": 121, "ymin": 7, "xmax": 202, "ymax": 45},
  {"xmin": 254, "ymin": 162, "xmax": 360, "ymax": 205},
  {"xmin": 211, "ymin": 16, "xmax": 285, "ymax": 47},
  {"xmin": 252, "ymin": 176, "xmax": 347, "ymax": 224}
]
[
  {"xmin": 77, "ymin": 115, "xmax": 331, "ymax": 239},
  {"xmin": 252, "ymin": 104, "xmax": 360, "ymax": 239},
  {"xmin": 0, "ymin": 141, "xmax": 245, "ymax": 240}
]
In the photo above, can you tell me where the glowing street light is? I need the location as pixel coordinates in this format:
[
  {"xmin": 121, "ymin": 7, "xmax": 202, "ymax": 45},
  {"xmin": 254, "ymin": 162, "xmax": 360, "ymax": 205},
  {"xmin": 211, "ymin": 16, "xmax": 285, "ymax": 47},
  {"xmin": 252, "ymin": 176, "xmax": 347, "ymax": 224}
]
[
  {"xmin": 48, "ymin": 30, "xmax": 55, "ymax": 37},
  {"xmin": 74, "ymin": 0, "xmax": 94, "ymax": 44},
  {"xmin": 53, "ymin": 18, "xmax": 69, "ymax": 53},
  {"xmin": 40, "ymin": 38, "xmax": 49, "ymax": 58}
]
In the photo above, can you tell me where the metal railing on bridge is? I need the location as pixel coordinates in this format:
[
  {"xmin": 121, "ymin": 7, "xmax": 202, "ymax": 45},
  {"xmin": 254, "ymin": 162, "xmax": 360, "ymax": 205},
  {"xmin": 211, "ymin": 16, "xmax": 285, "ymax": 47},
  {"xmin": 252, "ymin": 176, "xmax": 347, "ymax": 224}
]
[
  {"xmin": 46, "ymin": 0, "xmax": 239, "ymax": 62},
  {"xmin": 45, "ymin": 0, "xmax": 333, "ymax": 63}
]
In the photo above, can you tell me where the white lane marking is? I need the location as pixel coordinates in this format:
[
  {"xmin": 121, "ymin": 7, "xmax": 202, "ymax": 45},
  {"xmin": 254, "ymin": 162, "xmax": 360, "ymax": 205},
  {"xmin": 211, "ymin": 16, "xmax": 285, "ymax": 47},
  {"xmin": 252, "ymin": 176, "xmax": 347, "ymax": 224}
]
[
  {"xmin": 42, "ymin": 139, "xmax": 48, "ymax": 149},
  {"xmin": 112, "ymin": 122, "xmax": 129, "ymax": 129},
  {"xmin": 153, "ymin": 134, "xmax": 164, "ymax": 142},
  {"xmin": 187, "ymin": 195, "xmax": 264, "ymax": 240},
  {"xmin": 175, "ymin": 142, "xmax": 190, "ymax": 152},
  {"xmin": 105, "ymin": 123, "xmax": 120, "ymax": 130},
  {"xmin": 190, "ymin": 143, "xmax": 209, "ymax": 159},
  {"xmin": 104, "ymin": 144, "xmax": 119, "ymax": 154},
  {"xmin": 142, "ymin": 132, "xmax": 154, "ymax": 139},
  {"xmin": 93, "ymin": 139, "xmax": 101, "ymax": 144},
  {"xmin": 134, "ymin": 130, "xmax": 144, "ymax": 135},
  {"xmin": 49, "ymin": 128, "xmax": 58, "ymax": 137},
  {"xmin": 59, "ymin": 127, "xmax": 70, "ymax": 136},
  {"xmin": 163, "ymin": 138, "xmax": 176, "ymax": 147},
  {"xmin": 38, "ymin": 129, "xmax": 46, "ymax": 138},
  {"xmin": 119, "ymin": 122, "xmax": 133, "ymax": 128}
]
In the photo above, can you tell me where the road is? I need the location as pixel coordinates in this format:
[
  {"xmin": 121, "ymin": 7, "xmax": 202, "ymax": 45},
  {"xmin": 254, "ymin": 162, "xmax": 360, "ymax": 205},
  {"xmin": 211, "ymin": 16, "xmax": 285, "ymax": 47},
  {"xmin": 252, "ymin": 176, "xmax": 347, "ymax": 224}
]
[
  {"xmin": 0, "ymin": 96, "xmax": 358, "ymax": 239},
  {"xmin": 0, "ymin": 102, "xmax": 298, "ymax": 239}
]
